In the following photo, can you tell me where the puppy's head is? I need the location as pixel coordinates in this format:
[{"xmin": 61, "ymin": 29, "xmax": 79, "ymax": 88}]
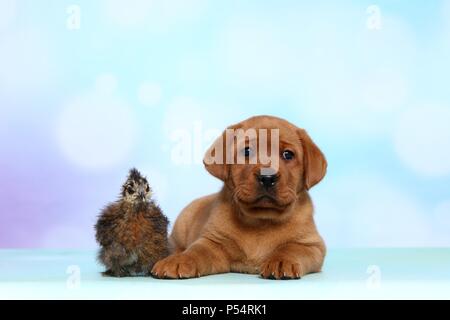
[{"xmin": 204, "ymin": 115, "xmax": 327, "ymax": 220}]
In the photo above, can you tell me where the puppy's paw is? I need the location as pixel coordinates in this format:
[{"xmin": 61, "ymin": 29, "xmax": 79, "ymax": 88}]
[
  {"xmin": 260, "ymin": 258, "xmax": 302, "ymax": 280},
  {"xmin": 151, "ymin": 254, "xmax": 200, "ymax": 279}
]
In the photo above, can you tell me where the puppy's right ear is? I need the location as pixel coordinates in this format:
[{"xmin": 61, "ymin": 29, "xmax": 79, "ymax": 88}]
[
  {"xmin": 203, "ymin": 130, "xmax": 229, "ymax": 181},
  {"xmin": 203, "ymin": 124, "xmax": 240, "ymax": 181}
]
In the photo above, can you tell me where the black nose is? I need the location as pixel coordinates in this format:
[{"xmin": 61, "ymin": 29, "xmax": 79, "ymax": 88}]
[{"xmin": 258, "ymin": 174, "xmax": 278, "ymax": 189}]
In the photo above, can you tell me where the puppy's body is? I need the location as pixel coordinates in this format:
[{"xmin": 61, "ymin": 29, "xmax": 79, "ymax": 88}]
[
  {"xmin": 153, "ymin": 116, "xmax": 327, "ymax": 279},
  {"xmin": 171, "ymin": 189, "xmax": 324, "ymax": 275}
]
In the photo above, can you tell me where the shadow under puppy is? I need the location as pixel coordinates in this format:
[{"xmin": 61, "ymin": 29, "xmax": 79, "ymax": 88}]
[
  {"xmin": 152, "ymin": 115, "xmax": 327, "ymax": 280},
  {"xmin": 95, "ymin": 168, "xmax": 169, "ymax": 277}
]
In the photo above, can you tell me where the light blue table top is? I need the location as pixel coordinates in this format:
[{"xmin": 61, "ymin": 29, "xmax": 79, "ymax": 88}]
[{"xmin": 0, "ymin": 248, "xmax": 449, "ymax": 299}]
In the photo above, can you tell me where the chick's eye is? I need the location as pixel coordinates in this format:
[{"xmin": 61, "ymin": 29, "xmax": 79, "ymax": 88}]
[
  {"xmin": 243, "ymin": 147, "xmax": 251, "ymax": 157},
  {"xmin": 146, "ymin": 185, "xmax": 150, "ymax": 192},
  {"xmin": 282, "ymin": 150, "xmax": 295, "ymax": 160},
  {"xmin": 127, "ymin": 187, "xmax": 134, "ymax": 194}
]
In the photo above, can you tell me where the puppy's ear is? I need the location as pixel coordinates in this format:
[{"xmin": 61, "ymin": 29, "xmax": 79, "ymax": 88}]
[
  {"xmin": 203, "ymin": 131, "xmax": 228, "ymax": 181},
  {"xmin": 297, "ymin": 129, "xmax": 327, "ymax": 190},
  {"xmin": 204, "ymin": 123, "xmax": 242, "ymax": 181}
]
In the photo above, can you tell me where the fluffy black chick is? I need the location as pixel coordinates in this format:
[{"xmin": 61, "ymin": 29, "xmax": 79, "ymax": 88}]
[{"xmin": 95, "ymin": 168, "xmax": 169, "ymax": 277}]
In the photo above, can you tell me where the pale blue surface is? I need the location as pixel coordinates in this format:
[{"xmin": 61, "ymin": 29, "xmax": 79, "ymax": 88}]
[{"xmin": 1, "ymin": 249, "xmax": 449, "ymax": 299}]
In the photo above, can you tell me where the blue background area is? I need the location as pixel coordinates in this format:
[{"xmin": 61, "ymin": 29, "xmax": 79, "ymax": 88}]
[{"xmin": 1, "ymin": 0, "xmax": 449, "ymax": 248}]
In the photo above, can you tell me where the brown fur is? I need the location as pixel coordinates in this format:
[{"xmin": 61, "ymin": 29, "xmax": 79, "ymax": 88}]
[
  {"xmin": 152, "ymin": 115, "xmax": 327, "ymax": 279},
  {"xmin": 96, "ymin": 201, "xmax": 169, "ymax": 277}
]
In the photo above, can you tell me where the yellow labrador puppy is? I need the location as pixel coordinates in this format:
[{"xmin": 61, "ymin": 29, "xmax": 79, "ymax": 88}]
[{"xmin": 152, "ymin": 115, "xmax": 327, "ymax": 279}]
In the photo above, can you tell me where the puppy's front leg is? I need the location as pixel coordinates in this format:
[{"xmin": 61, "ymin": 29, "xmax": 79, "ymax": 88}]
[
  {"xmin": 151, "ymin": 237, "xmax": 231, "ymax": 279},
  {"xmin": 260, "ymin": 242, "xmax": 325, "ymax": 280}
]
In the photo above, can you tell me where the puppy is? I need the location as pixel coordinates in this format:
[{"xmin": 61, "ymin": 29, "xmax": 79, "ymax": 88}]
[{"xmin": 152, "ymin": 115, "xmax": 327, "ymax": 279}]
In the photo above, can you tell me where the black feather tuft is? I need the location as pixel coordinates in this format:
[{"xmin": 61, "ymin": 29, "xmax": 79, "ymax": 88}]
[{"xmin": 128, "ymin": 168, "xmax": 144, "ymax": 182}]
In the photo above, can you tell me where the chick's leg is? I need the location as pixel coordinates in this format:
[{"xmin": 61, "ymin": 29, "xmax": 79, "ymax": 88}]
[{"xmin": 99, "ymin": 244, "xmax": 133, "ymax": 277}]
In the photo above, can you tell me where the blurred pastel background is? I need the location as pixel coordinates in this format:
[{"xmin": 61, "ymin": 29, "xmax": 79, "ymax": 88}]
[{"xmin": 1, "ymin": 0, "xmax": 449, "ymax": 249}]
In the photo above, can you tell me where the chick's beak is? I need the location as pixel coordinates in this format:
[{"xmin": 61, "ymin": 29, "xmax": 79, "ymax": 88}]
[{"xmin": 138, "ymin": 191, "xmax": 146, "ymax": 201}]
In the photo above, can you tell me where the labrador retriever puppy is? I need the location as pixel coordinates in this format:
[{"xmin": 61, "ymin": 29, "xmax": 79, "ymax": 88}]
[{"xmin": 152, "ymin": 115, "xmax": 327, "ymax": 279}]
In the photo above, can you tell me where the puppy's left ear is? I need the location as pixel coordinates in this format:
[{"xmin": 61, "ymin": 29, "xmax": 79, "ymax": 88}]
[{"xmin": 297, "ymin": 129, "xmax": 327, "ymax": 190}]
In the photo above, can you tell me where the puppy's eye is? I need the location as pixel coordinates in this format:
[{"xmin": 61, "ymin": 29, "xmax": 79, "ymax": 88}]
[
  {"xmin": 243, "ymin": 147, "xmax": 252, "ymax": 157},
  {"xmin": 282, "ymin": 150, "xmax": 295, "ymax": 160}
]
